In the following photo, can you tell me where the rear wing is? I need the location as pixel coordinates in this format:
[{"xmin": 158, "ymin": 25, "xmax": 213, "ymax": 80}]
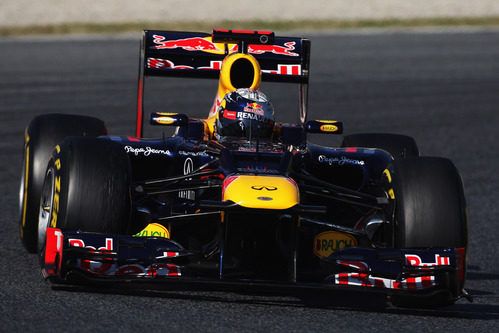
[{"xmin": 136, "ymin": 29, "xmax": 311, "ymax": 137}]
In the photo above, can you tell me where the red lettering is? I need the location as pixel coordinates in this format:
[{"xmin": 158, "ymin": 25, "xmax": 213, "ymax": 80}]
[
  {"xmin": 98, "ymin": 238, "xmax": 113, "ymax": 251},
  {"xmin": 68, "ymin": 239, "xmax": 85, "ymax": 248},
  {"xmin": 406, "ymin": 254, "xmax": 421, "ymax": 266}
]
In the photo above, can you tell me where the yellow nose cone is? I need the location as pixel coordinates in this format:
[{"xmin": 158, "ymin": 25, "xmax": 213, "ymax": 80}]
[{"xmin": 222, "ymin": 175, "xmax": 299, "ymax": 210}]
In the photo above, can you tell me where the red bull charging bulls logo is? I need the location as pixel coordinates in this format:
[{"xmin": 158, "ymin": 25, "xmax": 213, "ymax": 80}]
[{"xmin": 152, "ymin": 35, "xmax": 298, "ymax": 57}]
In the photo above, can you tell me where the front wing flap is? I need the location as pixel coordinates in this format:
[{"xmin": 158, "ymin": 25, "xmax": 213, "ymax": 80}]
[
  {"xmin": 43, "ymin": 227, "xmax": 188, "ymax": 281},
  {"xmin": 42, "ymin": 228, "xmax": 465, "ymax": 299}
]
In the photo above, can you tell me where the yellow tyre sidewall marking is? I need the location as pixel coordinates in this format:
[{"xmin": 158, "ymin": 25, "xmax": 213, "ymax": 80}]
[
  {"xmin": 50, "ymin": 145, "xmax": 62, "ymax": 228},
  {"xmin": 20, "ymin": 130, "xmax": 30, "ymax": 233}
]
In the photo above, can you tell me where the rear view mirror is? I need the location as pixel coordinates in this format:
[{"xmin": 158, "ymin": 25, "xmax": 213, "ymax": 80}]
[
  {"xmin": 305, "ymin": 120, "xmax": 343, "ymax": 134},
  {"xmin": 150, "ymin": 113, "xmax": 188, "ymax": 126}
]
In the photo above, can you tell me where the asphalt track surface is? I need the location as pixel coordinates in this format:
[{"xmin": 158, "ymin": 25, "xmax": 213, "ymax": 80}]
[{"xmin": 1, "ymin": 29, "xmax": 498, "ymax": 332}]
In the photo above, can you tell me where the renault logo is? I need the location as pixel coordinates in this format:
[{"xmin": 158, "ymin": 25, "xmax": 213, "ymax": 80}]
[{"xmin": 251, "ymin": 185, "xmax": 278, "ymax": 191}]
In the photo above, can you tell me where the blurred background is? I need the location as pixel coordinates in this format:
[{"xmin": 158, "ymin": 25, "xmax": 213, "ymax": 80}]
[{"xmin": 2, "ymin": 0, "xmax": 499, "ymax": 35}]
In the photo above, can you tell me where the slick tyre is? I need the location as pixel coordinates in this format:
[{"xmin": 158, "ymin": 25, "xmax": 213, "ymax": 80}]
[
  {"xmin": 37, "ymin": 137, "xmax": 131, "ymax": 253},
  {"xmin": 19, "ymin": 114, "xmax": 107, "ymax": 253},
  {"xmin": 341, "ymin": 133, "xmax": 419, "ymax": 159},
  {"xmin": 391, "ymin": 157, "xmax": 468, "ymax": 307}
]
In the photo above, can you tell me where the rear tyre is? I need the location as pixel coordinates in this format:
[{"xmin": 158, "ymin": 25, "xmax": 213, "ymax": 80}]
[
  {"xmin": 341, "ymin": 133, "xmax": 419, "ymax": 159},
  {"xmin": 391, "ymin": 157, "xmax": 468, "ymax": 307},
  {"xmin": 37, "ymin": 137, "xmax": 132, "ymax": 253},
  {"xmin": 19, "ymin": 114, "xmax": 107, "ymax": 253}
]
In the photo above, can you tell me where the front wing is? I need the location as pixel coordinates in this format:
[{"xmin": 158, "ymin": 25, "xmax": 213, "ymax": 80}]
[{"xmin": 42, "ymin": 227, "xmax": 466, "ymax": 301}]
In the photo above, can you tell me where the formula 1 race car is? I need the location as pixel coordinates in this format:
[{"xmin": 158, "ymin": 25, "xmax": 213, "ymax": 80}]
[{"xmin": 19, "ymin": 29, "xmax": 470, "ymax": 307}]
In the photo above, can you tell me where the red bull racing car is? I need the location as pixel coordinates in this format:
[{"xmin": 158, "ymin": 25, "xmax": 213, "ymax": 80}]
[{"xmin": 19, "ymin": 29, "xmax": 470, "ymax": 307}]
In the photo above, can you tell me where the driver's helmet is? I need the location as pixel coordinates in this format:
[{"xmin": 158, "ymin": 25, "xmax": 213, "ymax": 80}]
[{"xmin": 215, "ymin": 88, "xmax": 275, "ymax": 140}]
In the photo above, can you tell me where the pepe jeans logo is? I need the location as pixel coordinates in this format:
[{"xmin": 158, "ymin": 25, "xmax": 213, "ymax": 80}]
[
  {"xmin": 251, "ymin": 185, "xmax": 278, "ymax": 191},
  {"xmin": 318, "ymin": 155, "xmax": 365, "ymax": 166},
  {"xmin": 124, "ymin": 146, "xmax": 171, "ymax": 156}
]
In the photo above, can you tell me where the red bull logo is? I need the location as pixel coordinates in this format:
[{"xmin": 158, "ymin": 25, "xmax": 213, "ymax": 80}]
[
  {"xmin": 230, "ymin": 42, "xmax": 298, "ymax": 57},
  {"xmin": 244, "ymin": 102, "xmax": 264, "ymax": 115},
  {"xmin": 152, "ymin": 35, "xmax": 298, "ymax": 57},
  {"xmin": 153, "ymin": 35, "xmax": 223, "ymax": 52}
]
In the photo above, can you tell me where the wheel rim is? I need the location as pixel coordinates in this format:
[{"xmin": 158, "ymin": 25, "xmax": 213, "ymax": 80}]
[{"xmin": 38, "ymin": 167, "xmax": 55, "ymax": 253}]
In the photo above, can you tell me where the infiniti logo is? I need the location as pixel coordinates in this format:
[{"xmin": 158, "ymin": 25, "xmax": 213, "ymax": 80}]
[{"xmin": 251, "ymin": 185, "xmax": 278, "ymax": 191}]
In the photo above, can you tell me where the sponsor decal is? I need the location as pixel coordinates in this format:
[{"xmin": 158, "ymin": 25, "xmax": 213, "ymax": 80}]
[
  {"xmin": 78, "ymin": 261, "xmax": 181, "ymax": 277},
  {"xmin": 148, "ymin": 58, "xmax": 223, "ymax": 71},
  {"xmin": 318, "ymin": 154, "xmax": 365, "ymax": 166},
  {"xmin": 251, "ymin": 185, "xmax": 278, "ymax": 191},
  {"xmin": 156, "ymin": 251, "xmax": 180, "ymax": 259},
  {"xmin": 153, "ymin": 35, "xmax": 223, "ymax": 52},
  {"xmin": 134, "ymin": 223, "xmax": 170, "ymax": 239},
  {"xmin": 335, "ymin": 273, "xmax": 435, "ymax": 290},
  {"xmin": 183, "ymin": 157, "xmax": 193, "ymax": 174},
  {"xmin": 244, "ymin": 102, "xmax": 264, "ymax": 115},
  {"xmin": 236, "ymin": 111, "xmax": 266, "ymax": 121},
  {"xmin": 148, "ymin": 58, "xmax": 301, "ymax": 76},
  {"xmin": 147, "ymin": 58, "xmax": 194, "ymax": 70},
  {"xmin": 154, "ymin": 116, "xmax": 176, "ymax": 124},
  {"xmin": 320, "ymin": 124, "xmax": 338, "ymax": 132},
  {"xmin": 223, "ymin": 110, "xmax": 237, "ymax": 120},
  {"xmin": 68, "ymin": 238, "xmax": 114, "ymax": 251},
  {"xmin": 178, "ymin": 150, "xmax": 209, "ymax": 157},
  {"xmin": 313, "ymin": 231, "xmax": 358, "ymax": 258},
  {"xmin": 262, "ymin": 64, "xmax": 301, "ymax": 76},
  {"xmin": 152, "ymin": 34, "xmax": 298, "ymax": 57},
  {"xmin": 405, "ymin": 254, "xmax": 451, "ymax": 267},
  {"xmin": 257, "ymin": 196, "xmax": 273, "ymax": 201},
  {"xmin": 198, "ymin": 60, "xmax": 222, "ymax": 70},
  {"xmin": 230, "ymin": 41, "xmax": 299, "ymax": 57},
  {"xmin": 124, "ymin": 146, "xmax": 171, "ymax": 156},
  {"xmin": 179, "ymin": 158, "xmax": 195, "ymax": 200}
]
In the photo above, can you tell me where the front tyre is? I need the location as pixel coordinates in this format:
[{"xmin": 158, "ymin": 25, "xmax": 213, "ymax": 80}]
[
  {"xmin": 19, "ymin": 114, "xmax": 107, "ymax": 253},
  {"xmin": 38, "ymin": 137, "xmax": 132, "ymax": 253},
  {"xmin": 392, "ymin": 157, "xmax": 468, "ymax": 307}
]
